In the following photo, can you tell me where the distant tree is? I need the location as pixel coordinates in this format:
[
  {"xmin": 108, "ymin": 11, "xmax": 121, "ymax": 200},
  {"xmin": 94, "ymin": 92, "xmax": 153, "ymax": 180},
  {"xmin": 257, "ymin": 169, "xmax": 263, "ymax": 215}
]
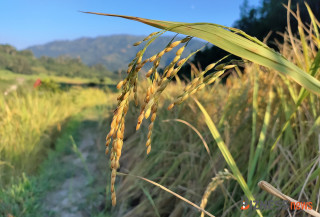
[
  {"xmin": 235, "ymin": 0, "xmax": 320, "ymax": 44},
  {"xmin": 179, "ymin": 0, "xmax": 320, "ymax": 78}
]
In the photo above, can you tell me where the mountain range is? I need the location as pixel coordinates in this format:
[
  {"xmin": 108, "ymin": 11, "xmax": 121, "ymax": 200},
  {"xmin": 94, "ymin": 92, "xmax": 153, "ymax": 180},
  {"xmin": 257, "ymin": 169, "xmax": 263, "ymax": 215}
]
[{"xmin": 27, "ymin": 34, "xmax": 207, "ymax": 72}]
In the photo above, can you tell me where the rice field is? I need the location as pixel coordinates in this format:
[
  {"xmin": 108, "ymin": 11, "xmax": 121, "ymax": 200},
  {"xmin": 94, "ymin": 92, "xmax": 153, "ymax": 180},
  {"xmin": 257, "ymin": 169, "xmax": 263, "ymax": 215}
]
[
  {"xmin": 1, "ymin": 2, "xmax": 320, "ymax": 217},
  {"xmin": 92, "ymin": 2, "xmax": 320, "ymax": 217}
]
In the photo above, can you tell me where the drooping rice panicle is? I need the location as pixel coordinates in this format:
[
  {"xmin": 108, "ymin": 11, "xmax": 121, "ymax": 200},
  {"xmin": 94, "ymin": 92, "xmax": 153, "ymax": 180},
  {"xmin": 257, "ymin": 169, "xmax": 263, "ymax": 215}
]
[{"xmin": 104, "ymin": 32, "xmax": 232, "ymax": 206}]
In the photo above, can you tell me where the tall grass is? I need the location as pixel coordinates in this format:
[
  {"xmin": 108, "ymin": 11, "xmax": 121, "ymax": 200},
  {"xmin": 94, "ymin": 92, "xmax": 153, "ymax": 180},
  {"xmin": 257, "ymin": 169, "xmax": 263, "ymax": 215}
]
[
  {"xmin": 0, "ymin": 87, "xmax": 109, "ymax": 185},
  {"xmin": 86, "ymin": 3, "xmax": 320, "ymax": 216}
]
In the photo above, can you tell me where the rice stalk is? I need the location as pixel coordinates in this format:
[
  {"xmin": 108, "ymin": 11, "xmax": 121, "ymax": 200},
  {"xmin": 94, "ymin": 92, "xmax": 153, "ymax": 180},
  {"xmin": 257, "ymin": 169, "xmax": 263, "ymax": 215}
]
[{"xmin": 259, "ymin": 181, "xmax": 320, "ymax": 217}]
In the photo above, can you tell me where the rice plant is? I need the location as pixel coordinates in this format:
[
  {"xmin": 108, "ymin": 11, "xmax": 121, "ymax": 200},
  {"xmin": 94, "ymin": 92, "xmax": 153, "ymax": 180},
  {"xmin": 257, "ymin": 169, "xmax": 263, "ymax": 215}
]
[{"xmin": 85, "ymin": 2, "xmax": 320, "ymax": 216}]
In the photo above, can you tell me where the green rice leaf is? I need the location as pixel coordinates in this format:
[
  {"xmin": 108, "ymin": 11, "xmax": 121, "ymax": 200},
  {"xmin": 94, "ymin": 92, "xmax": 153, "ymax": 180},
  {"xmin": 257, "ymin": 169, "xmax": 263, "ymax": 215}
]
[
  {"xmin": 194, "ymin": 99, "xmax": 263, "ymax": 217},
  {"xmin": 83, "ymin": 12, "xmax": 320, "ymax": 95}
]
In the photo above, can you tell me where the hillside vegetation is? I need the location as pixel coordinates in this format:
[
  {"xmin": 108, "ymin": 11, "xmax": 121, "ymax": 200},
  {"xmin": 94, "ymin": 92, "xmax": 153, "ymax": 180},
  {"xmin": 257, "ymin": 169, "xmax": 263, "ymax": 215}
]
[
  {"xmin": 0, "ymin": 44, "xmax": 114, "ymax": 79},
  {"xmin": 27, "ymin": 35, "xmax": 206, "ymax": 72}
]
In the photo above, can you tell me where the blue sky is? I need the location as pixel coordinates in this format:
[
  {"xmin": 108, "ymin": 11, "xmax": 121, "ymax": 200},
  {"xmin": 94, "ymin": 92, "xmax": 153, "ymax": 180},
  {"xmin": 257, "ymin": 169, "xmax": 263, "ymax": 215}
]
[{"xmin": 0, "ymin": 0, "xmax": 260, "ymax": 49}]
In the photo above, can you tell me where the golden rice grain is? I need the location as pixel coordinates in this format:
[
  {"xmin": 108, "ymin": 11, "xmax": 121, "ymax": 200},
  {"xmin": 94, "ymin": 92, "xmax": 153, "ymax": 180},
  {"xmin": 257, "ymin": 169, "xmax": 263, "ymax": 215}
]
[
  {"xmin": 169, "ymin": 40, "xmax": 181, "ymax": 48},
  {"xmin": 165, "ymin": 47, "xmax": 173, "ymax": 52},
  {"xmin": 149, "ymin": 54, "xmax": 157, "ymax": 62},
  {"xmin": 133, "ymin": 41, "xmax": 142, "ymax": 46},
  {"xmin": 167, "ymin": 103, "xmax": 175, "ymax": 110},
  {"xmin": 143, "ymin": 31, "xmax": 159, "ymax": 41},
  {"xmin": 147, "ymin": 145, "xmax": 151, "ymax": 154},
  {"xmin": 176, "ymin": 46, "xmax": 185, "ymax": 56}
]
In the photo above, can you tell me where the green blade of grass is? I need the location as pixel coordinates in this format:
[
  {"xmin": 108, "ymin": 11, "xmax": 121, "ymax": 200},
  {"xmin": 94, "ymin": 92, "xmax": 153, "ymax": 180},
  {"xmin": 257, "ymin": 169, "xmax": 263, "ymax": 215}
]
[
  {"xmin": 271, "ymin": 50, "xmax": 320, "ymax": 150},
  {"xmin": 305, "ymin": 3, "xmax": 320, "ymax": 43},
  {"xmin": 139, "ymin": 184, "xmax": 161, "ymax": 217},
  {"xmin": 194, "ymin": 99, "xmax": 263, "ymax": 217},
  {"xmin": 248, "ymin": 69, "xmax": 259, "ymax": 182},
  {"xmin": 83, "ymin": 12, "xmax": 320, "ymax": 95},
  {"xmin": 248, "ymin": 88, "xmax": 274, "ymax": 187}
]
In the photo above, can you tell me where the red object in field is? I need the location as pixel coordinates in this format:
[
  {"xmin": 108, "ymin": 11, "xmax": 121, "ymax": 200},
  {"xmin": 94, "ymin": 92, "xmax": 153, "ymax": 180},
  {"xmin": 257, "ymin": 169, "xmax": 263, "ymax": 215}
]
[{"xmin": 33, "ymin": 79, "xmax": 41, "ymax": 88}]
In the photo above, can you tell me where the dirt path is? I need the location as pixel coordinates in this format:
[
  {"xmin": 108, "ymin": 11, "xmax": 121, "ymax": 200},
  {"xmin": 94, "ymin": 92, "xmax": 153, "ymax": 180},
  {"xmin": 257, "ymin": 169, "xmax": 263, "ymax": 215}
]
[{"xmin": 43, "ymin": 120, "xmax": 107, "ymax": 217}]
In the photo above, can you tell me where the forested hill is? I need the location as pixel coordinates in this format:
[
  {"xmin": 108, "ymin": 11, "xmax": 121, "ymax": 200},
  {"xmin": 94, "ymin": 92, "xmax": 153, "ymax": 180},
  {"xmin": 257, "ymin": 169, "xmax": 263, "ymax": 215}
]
[
  {"xmin": 28, "ymin": 34, "xmax": 206, "ymax": 72},
  {"xmin": 0, "ymin": 44, "xmax": 114, "ymax": 79}
]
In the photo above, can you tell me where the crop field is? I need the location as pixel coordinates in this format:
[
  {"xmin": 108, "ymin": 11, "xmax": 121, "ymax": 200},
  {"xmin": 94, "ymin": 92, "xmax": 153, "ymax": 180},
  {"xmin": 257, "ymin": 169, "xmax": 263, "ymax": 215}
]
[{"xmin": 1, "ymin": 1, "xmax": 320, "ymax": 217}]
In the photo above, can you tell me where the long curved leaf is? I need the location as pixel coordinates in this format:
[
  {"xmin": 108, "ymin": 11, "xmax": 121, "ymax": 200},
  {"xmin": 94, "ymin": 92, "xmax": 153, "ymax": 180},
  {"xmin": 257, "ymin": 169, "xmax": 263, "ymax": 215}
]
[{"xmin": 83, "ymin": 12, "xmax": 320, "ymax": 95}]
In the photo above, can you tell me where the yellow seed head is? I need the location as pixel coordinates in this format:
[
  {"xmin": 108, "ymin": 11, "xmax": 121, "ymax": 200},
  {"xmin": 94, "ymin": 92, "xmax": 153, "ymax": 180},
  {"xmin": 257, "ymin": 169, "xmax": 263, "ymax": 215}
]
[
  {"xmin": 177, "ymin": 58, "xmax": 186, "ymax": 67},
  {"xmin": 116, "ymin": 114, "xmax": 122, "ymax": 124},
  {"xmin": 145, "ymin": 108, "xmax": 151, "ymax": 119},
  {"xmin": 215, "ymin": 63, "xmax": 226, "ymax": 70},
  {"xmin": 137, "ymin": 56, "xmax": 142, "ymax": 64},
  {"xmin": 136, "ymin": 113, "xmax": 144, "ymax": 130},
  {"xmin": 133, "ymin": 41, "xmax": 142, "ymax": 46},
  {"xmin": 184, "ymin": 84, "xmax": 192, "ymax": 92},
  {"xmin": 223, "ymin": 64, "xmax": 236, "ymax": 69},
  {"xmin": 115, "ymin": 161, "xmax": 120, "ymax": 169},
  {"xmin": 109, "ymin": 128, "xmax": 115, "ymax": 138},
  {"xmin": 165, "ymin": 67, "xmax": 173, "ymax": 77},
  {"xmin": 148, "ymin": 123, "xmax": 154, "ymax": 131},
  {"xmin": 116, "ymin": 149, "xmax": 121, "ymax": 157},
  {"xmin": 106, "ymin": 138, "xmax": 111, "ymax": 147},
  {"xmin": 111, "ymin": 159, "xmax": 116, "ymax": 169},
  {"xmin": 207, "ymin": 76, "xmax": 217, "ymax": 85},
  {"xmin": 149, "ymin": 55, "xmax": 157, "ymax": 62},
  {"xmin": 143, "ymin": 31, "xmax": 158, "ymax": 41},
  {"xmin": 189, "ymin": 88, "xmax": 197, "ymax": 95},
  {"xmin": 143, "ymin": 32, "xmax": 157, "ymax": 41},
  {"xmin": 112, "ymin": 139, "xmax": 118, "ymax": 150},
  {"xmin": 180, "ymin": 93, "xmax": 189, "ymax": 102},
  {"xmin": 123, "ymin": 104, "xmax": 129, "ymax": 114},
  {"xmin": 205, "ymin": 63, "xmax": 216, "ymax": 72},
  {"xmin": 171, "ymin": 68, "xmax": 179, "ymax": 77},
  {"xmin": 105, "ymin": 147, "xmax": 109, "ymax": 155},
  {"xmin": 170, "ymin": 41, "xmax": 181, "ymax": 48},
  {"xmin": 173, "ymin": 56, "xmax": 180, "ymax": 63},
  {"xmin": 146, "ymin": 139, "xmax": 151, "ymax": 147},
  {"xmin": 146, "ymin": 68, "xmax": 154, "ymax": 78},
  {"xmin": 197, "ymin": 83, "xmax": 206, "ymax": 91},
  {"xmin": 112, "ymin": 168, "xmax": 117, "ymax": 178},
  {"xmin": 116, "ymin": 80, "xmax": 124, "ymax": 89},
  {"xmin": 127, "ymin": 65, "xmax": 133, "ymax": 74},
  {"xmin": 151, "ymin": 113, "xmax": 157, "ymax": 122},
  {"xmin": 112, "ymin": 193, "xmax": 116, "ymax": 206},
  {"xmin": 157, "ymin": 50, "xmax": 165, "ymax": 58},
  {"xmin": 116, "ymin": 139, "xmax": 122, "ymax": 149},
  {"xmin": 111, "ymin": 175, "xmax": 115, "ymax": 185},
  {"xmin": 176, "ymin": 46, "xmax": 185, "ymax": 56},
  {"xmin": 150, "ymin": 85, "xmax": 155, "ymax": 94},
  {"xmin": 136, "ymin": 50, "xmax": 142, "ymax": 57},
  {"xmin": 165, "ymin": 47, "xmax": 173, "ymax": 52},
  {"xmin": 136, "ymin": 123, "xmax": 141, "ymax": 131},
  {"xmin": 153, "ymin": 58, "xmax": 160, "ymax": 68},
  {"xmin": 147, "ymin": 145, "xmax": 151, "ymax": 154},
  {"xmin": 167, "ymin": 103, "xmax": 175, "ymax": 110},
  {"xmin": 154, "ymin": 72, "xmax": 159, "ymax": 81}
]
